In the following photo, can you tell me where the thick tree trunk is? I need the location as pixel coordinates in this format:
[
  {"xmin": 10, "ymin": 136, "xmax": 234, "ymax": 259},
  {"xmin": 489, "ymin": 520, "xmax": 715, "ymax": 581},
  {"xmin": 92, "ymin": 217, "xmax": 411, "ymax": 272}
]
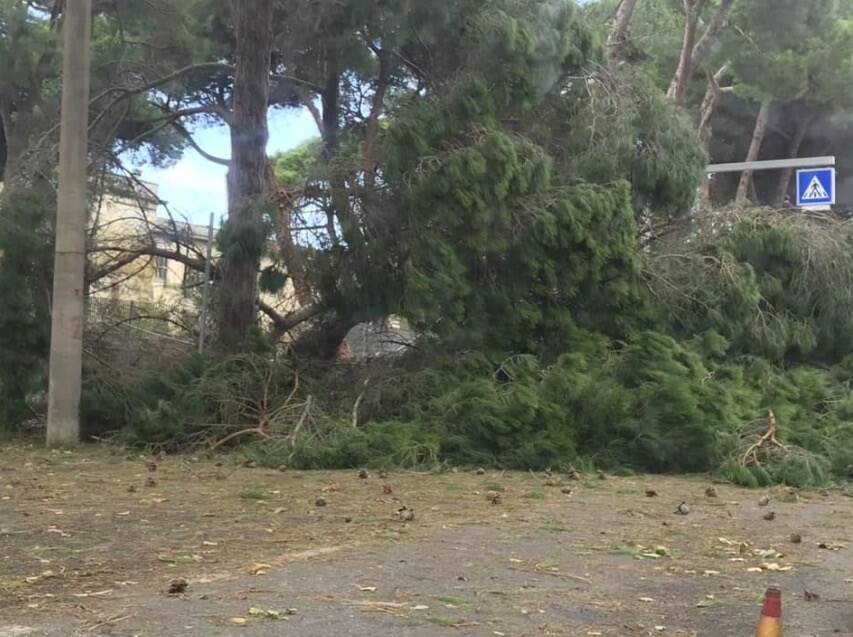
[
  {"xmin": 291, "ymin": 312, "xmax": 359, "ymax": 361},
  {"xmin": 667, "ymin": 0, "xmax": 705, "ymax": 104},
  {"xmin": 772, "ymin": 113, "xmax": 815, "ymax": 206},
  {"xmin": 735, "ymin": 100, "xmax": 772, "ymax": 206},
  {"xmin": 218, "ymin": 0, "xmax": 274, "ymax": 350},
  {"xmin": 607, "ymin": 0, "xmax": 641, "ymax": 64}
]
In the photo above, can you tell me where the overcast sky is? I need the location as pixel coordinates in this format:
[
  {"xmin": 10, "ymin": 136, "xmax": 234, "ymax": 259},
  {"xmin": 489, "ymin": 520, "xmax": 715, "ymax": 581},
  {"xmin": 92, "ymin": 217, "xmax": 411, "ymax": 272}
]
[{"xmin": 133, "ymin": 107, "xmax": 318, "ymax": 226}]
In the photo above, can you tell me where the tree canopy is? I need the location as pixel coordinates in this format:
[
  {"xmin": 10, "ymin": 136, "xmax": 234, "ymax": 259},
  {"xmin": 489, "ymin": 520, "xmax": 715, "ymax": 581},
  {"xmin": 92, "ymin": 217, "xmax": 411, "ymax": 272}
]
[{"xmin": 3, "ymin": 0, "xmax": 853, "ymax": 485}]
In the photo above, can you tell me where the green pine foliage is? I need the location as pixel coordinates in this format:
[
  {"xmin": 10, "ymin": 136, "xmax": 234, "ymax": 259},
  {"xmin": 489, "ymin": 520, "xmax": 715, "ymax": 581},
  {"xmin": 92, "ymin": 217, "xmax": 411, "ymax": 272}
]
[
  {"xmin": 0, "ymin": 192, "xmax": 53, "ymax": 429},
  {"xmin": 652, "ymin": 211, "xmax": 853, "ymax": 365}
]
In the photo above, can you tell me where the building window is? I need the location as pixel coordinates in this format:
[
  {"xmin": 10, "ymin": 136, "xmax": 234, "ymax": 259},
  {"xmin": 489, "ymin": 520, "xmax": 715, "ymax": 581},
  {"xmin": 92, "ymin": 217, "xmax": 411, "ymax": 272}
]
[
  {"xmin": 182, "ymin": 268, "xmax": 204, "ymax": 297},
  {"xmin": 155, "ymin": 255, "xmax": 168, "ymax": 281}
]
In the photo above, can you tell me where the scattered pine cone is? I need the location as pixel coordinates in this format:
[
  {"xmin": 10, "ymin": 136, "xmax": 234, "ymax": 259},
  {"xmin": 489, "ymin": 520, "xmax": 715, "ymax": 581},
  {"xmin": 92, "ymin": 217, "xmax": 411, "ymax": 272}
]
[{"xmin": 396, "ymin": 506, "xmax": 415, "ymax": 522}]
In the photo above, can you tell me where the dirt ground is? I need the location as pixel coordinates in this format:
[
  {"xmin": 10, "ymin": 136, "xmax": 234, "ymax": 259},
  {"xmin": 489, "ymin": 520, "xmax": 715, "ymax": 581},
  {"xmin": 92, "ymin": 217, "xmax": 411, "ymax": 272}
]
[{"xmin": 1, "ymin": 443, "xmax": 851, "ymax": 636}]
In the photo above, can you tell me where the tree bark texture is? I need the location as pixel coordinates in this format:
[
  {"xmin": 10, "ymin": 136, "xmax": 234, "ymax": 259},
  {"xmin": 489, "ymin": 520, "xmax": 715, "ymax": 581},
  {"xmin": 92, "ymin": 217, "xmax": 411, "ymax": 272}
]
[
  {"xmin": 772, "ymin": 113, "xmax": 815, "ymax": 205},
  {"xmin": 697, "ymin": 65, "xmax": 729, "ymax": 204},
  {"xmin": 735, "ymin": 100, "xmax": 772, "ymax": 206},
  {"xmin": 689, "ymin": 0, "xmax": 737, "ymax": 73},
  {"xmin": 218, "ymin": 0, "xmax": 274, "ymax": 350},
  {"xmin": 667, "ymin": 0, "xmax": 705, "ymax": 104},
  {"xmin": 607, "ymin": 0, "xmax": 641, "ymax": 64}
]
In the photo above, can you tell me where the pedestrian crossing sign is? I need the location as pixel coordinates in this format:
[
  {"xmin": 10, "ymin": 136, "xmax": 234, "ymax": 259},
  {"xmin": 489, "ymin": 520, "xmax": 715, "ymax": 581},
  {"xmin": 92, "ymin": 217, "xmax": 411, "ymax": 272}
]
[{"xmin": 796, "ymin": 167, "xmax": 835, "ymax": 207}]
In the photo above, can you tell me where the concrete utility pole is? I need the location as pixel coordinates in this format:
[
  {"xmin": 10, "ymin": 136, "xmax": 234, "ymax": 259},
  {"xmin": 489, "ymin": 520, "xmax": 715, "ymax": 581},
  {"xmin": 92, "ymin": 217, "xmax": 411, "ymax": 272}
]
[{"xmin": 46, "ymin": 0, "xmax": 93, "ymax": 446}]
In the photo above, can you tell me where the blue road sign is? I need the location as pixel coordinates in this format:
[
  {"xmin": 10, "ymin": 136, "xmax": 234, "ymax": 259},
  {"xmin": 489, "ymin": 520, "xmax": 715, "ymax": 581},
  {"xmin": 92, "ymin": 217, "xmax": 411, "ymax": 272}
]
[{"xmin": 797, "ymin": 167, "xmax": 835, "ymax": 207}]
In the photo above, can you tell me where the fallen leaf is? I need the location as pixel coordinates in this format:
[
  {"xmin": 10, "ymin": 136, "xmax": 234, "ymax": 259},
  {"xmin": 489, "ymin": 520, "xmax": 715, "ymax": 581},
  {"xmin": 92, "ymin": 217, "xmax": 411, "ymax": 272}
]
[
  {"xmin": 248, "ymin": 606, "xmax": 281, "ymax": 619},
  {"xmin": 359, "ymin": 586, "xmax": 377, "ymax": 592},
  {"xmin": 230, "ymin": 617, "xmax": 247, "ymax": 625},
  {"xmin": 758, "ymin": 562, "xmax": 793, "ymax": 572},
  {"xmin": 639, "ymin": 597, "xmax": 655, "ymax": 603},
  {"xmin": 72, "ymin": 589, "xmax": 113, "ymax": 598},
  {"xmin": 249, "ymin": 563, "xmax": 272, "ymax": 575}
]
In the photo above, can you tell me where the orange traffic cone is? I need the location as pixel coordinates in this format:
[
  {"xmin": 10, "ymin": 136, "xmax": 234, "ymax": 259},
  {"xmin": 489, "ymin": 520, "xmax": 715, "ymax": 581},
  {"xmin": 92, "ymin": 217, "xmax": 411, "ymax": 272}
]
[{"xmin": 755, "ymin": 587, "xmax": 782, "ymax": 637}]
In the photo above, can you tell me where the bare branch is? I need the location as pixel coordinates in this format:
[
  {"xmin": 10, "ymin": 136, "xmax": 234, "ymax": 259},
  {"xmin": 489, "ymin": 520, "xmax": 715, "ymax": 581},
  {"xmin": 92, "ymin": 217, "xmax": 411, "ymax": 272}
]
[
  {"xmin": 88, "ymin": 245, "xmax": 210, "ymax": 285},
  {"xmin": 170, "ymin": 121, "xmax": 231, "ymax": 166},
  {"xmin": 258, "ymin": 299, "xmax": 323, "ymax": 337}
]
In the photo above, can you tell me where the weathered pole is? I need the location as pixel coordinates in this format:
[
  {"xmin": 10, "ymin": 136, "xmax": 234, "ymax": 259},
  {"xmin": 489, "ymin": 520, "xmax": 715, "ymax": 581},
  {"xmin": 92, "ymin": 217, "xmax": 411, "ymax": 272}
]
[{"xmin": 46, "ymin": 0, "xmax": 92, "ymax": 446}]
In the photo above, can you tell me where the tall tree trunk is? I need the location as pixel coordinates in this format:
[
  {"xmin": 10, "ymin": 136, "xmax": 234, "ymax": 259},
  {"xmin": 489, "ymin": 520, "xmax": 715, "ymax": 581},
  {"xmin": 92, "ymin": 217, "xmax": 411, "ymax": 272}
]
[
  {"xmin": 667, "ymin": 0, "xmax": 736, "ymax": 104},
  {"xmin": 697, "ymin": 65, "xmax": 729, "ymax": 205},
  {"xmin": 689, "ymin": 0, "xmax": 737, "ymax": 73},
  {"xmin": 0, "ymin": 104, "xmax": 29, "ymax": 191},
  {"xmin": 218, "ymin": 0, "xmax": 274, "ymax": 349},
  {"xmin": 667, "ymin": 0, "xmax": 705, "ymax": 104},
  {"xmin": 607, "ymin": 0, "xmax": 641, "ymax": 64},
  {"xmin": 320, "ymin": 48, "xmax": 362, "ymax": 249},
  {"xmin": 735, "ymin": 100, "xmax": 772, "ymax": 206},
  {"xmin": 772, "ymin": 112, "xmax": 815, "ymax": 205}
]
